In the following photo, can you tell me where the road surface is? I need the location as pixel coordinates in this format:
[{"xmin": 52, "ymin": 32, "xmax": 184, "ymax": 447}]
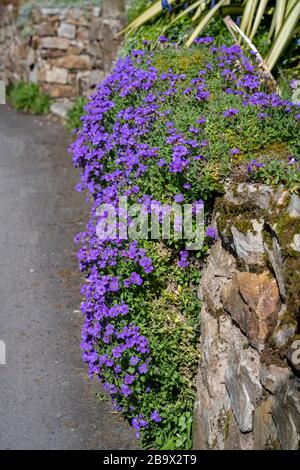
[{"xmin": 0, "ymin": 105, "xmax": 135, "ymax": 450}]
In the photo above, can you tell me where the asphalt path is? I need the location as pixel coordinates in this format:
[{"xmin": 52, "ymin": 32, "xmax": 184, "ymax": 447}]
[{"xmin": 0, "ymin": 105, "xmax": 135, "ymax": 449}]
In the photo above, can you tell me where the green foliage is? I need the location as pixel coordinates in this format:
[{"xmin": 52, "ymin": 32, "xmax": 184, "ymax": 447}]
[
  {"xmin": 101, "ymin": 240, "xmax": 202, "ymax": 449},
  {"xmin": 143, "ymin": 47, "xmax": 299, "ymax": 194},
  {"xmin": 87, "ymin": 45, "xmax": 299, "ymax": 449},
  {"xmin": 8, "ymin": 82, "xmax": 51, "ymax": 115},
  {"xmin": 123, "ymin": 0, "xmax": 300, "ymax": 71},
  {"xmin": 65, "ymin": 96, "xmax": 88, "ymax": 132},
  {"xmin": 127, "ymin": 0, "xmax": 150, "ymax": 24},
  {"xmin": 250, "ymin": 159, "xmax": 300, "ymax": 190}
]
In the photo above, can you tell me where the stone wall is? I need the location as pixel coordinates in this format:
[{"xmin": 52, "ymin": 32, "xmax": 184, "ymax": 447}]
[
  {"xmin": 193, "ymin": 183, "xmax": 300, "ymax": 450},
  {"xmin": 0, "ymin": 2, "xmax": 125, "ymax": 115}
]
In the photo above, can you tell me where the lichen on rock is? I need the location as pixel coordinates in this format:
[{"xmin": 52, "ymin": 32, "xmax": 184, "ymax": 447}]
[{"xmin": 193, "ymin": 182, "xmax": 300, "ymax": 450}]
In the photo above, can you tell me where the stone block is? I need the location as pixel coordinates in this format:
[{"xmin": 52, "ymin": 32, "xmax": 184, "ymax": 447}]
[
  {"xmin": 40, "ymin": 37, "xmax": 69, "ymax": 50},
  {"xmin": 57, "ymin": 22, "xmax": 76, "ymax": 40},
  {"xmin": 53, "ymin": 54, "xmax": 90, "ymax": 70},
  {"xmin": 271, "ymin": 379, "xmax": 300, "ymax": 449},
  {"xmin": 45, "ymin": 67, "xmax": 68, "ymax": 84},
  {"xmin": 253, "ymin": 398, "xmax": 279, "ymax": 449},
  {"xmin": 222, "ymin": 271, "xmax": 281, "ymax": 349}
]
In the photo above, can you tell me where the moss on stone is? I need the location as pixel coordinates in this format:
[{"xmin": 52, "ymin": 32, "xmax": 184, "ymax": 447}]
[
  {"xmin": 215, "ymin": 197, "xmax": 266, "ymax": 237},
  {"xmin": 223, "ymin": 411, "xmax": 231, "ymax": 441}
]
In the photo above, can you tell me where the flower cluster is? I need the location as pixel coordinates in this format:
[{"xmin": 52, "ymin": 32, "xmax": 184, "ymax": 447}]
[{"xmin": 71, "ymin": 38, "xmax": 299, "ymax": 447}]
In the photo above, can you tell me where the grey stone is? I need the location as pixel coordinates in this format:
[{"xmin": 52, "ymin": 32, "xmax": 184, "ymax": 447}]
[
  {"xmin": 225, "ymin": 346, "xmax": 262, "ymax": 432},
  {"xmin": 259, "ymin": 363, "xmax": 291, "ymax": 394},
  {"xmin": 290, "ymin": 234, "xmax": 300, "ymax": 252},
  {"xmin": 102, "ymin": 0, "xmax": 125, "ymax": 19},
  {"xmin": 225, "ymin": 183, "xmax": 274, "ymax": 210},
  {"xmin": 253, "ymin": 398, "xmax": 279, "ymax": 449},
  {"xmin": 40, "ymin": 37, "xmax": 69, "ymax": 50},
  {"xmin": 273, "ymin": 323, "xmax": 296, "ymax": 348},
  {"xmin": 272, "ymin": 379, "xmax": 300, "ymax": 449},
  {"xmin": 53, "ymin": 55, "xmax": 90, "ymax": 70},
  {"xmin": 273, "ymin": 185, "xmax": 289, "ymax": 206},
  {"xmin": 89, "ymin": 17, "xmax": 102, "ymax": 41},
  {"xmin": 231, "ymin": 219, "xmax": 265, "ymax": 265},
  {"xmin": 87, "ymin": 41, "xmax": 102, "ymax": 57},
  {"xmin": 224, "ymin": 409, "xmax": 253, "ymax": 450},
  {"xmin": 50, "ymin": 100, "xmax": 73, "ymax": 119},
  {"xmin": 287, "ymin": 194, "xmax": 300, "ymax": 218},
  {"xmin": 93, "ymin": 6, "xmax": 102, "ymax": 17},
  {"xmin": 198, "ymin": 240, "xmax": 236, "ymax": 311},
  {"xmin": 26, "ymin": 48, "xmax": 35, "ymax": 68},
  {"xmin": 69, "ymin": 7, "xmax": 83, "ymax": 20},
  {"xmin": 45, "ymin": 67, "xmax": 68, "ymax": 84},
  {"xmin": 41, "ymin": 7, "xmax": 63, "ymax": 16},
  {"xmin": 287, "ymin": 340, "xmax": 300, "ymax": 373},
  {"xmin": 28, "ymin": 67, "xmax": 37, "ymax": 84},
  {"xmin": 57, "ymin": 22, "xmax": 76, "ymax": 39},
  {"xmin": 264, "ymin": 232, "xmax": 286, "ymax": 300},
  {"xmin": 193, "ymin": 306, "xmax": 232, "ymax": 449},
  {"xmin": 0, "ymin": 29, "xmax": 5, "ymax": 43},
  {"xmin": 35, "ymin": 22, "xmax": 56, "ymax": 37},
  {"xmin": 41, "ymin": 7, "xmax": 68, "ymax": 18},
  {"xmin": 89, "ymin": 70, "xmax": 105, "ymax": 87}
]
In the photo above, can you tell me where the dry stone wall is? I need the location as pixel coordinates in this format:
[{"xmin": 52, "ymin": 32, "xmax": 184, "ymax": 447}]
[
  {"xmin": 193, "ymin": 183, "xmax": 300, "ymax": 450},
  {"xmin": 0, "ymin": 2, "xmax": 125, "ymax": 115}
]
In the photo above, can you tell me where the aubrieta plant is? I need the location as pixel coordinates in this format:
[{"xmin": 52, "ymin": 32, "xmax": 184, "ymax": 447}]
[{"xmin": 70, "ymin": 37, "xmax": 300, "ymax": 449}]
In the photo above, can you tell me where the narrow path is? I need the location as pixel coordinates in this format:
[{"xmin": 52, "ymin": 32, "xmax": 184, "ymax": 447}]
[{"xmin": 0, "ymin": 105, "xmax": 135, "ymax": 450}]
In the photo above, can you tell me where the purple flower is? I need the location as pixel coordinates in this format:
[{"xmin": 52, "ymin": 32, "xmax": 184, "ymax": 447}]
[
  {"xmin": 178, "ymin": 250, "xmax": 189, "ymax": 268},
  {"xmin": 124, "ymin": 374, "xmax": 135, "ymax": 385},
  {"xmin": 157, "ymin": 158, "xmax": 167, "ymax": 167},
  {"xmin": 206, "ymin": 226, "xmax": 218, "ymax": 240},
  {"xmin": 174, "ymin": 194, "xmax": 184, "ymax": 203},
  {"xmin": 290, "ymin": 78, "xmax": 299, "ymax": 89},
  {"xmin": 150, "ymin": 410, "xmax": 162, "ymax": 423},
  {"xmin": 120, "ymin": 384, "xmax": 132, "ymax": 397},
  {"xmin": 130, "ymin": 272, "xmax": 143, "ymax": 285},
  {"xmin": 247, "ymin": 159, "xmax": 265, "ymax": 172},
  {"xmin": 258, "ymin": 112, "xmax": 267, "ymax": 119},
  {"xmin": 288, "ymin": 155, "xmax": 298, "ymax": 165},
  {"xmin": 194, "ymin": 36, "xmax": 214, "ymax": 45},
  {"xmin": 196, "ymin": 117, "xmax": 206, "ymax": 125},
  {"xmin": 223, "ymin": 108, "xmax": 240, "ymax": 118},
  {"xmin": 109, "ymin": 277, "xmax": 119, "ymax": 292},
  {"xmin": 158, "ymin": 35, "xmax": 169, "ymax": 43},
  {"xmin": 138, "ymin": 363, "xmax": 148, "ymax": 374},
  {"xmin": 130, "ymin": 355, "xmax": 140, "ymax": 366}
]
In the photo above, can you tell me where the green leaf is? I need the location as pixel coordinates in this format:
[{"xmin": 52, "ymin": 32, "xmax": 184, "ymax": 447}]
[
  {"xmin": 246, "ymin": 0, "xmax": 259, "ymax": 37},
  {"xmin": 185, "ymin": 0, "xmax": 227, "ymax": 47},
  {"xmin": 249, "ymin": 0, "xmax": 269, "ymax": 41},
  {"xmin": 265, "ymin": 0, "xmax": 300, "ymax": 70},
  {"xmin": 240, "ymin": 0, "xmax": 257, "ymax": 35},
  {"xmin": 274, "ymin": 0, "xmax": 287, "ymax": 37},
  {"xmin": 119, "ymin": 0, "xmax": 176, "ymax": 35}
]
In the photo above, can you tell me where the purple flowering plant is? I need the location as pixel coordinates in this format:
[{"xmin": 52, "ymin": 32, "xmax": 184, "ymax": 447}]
[{"xmin": 70, "ymin": 38, "xmax": 299, "ymax": 449}]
